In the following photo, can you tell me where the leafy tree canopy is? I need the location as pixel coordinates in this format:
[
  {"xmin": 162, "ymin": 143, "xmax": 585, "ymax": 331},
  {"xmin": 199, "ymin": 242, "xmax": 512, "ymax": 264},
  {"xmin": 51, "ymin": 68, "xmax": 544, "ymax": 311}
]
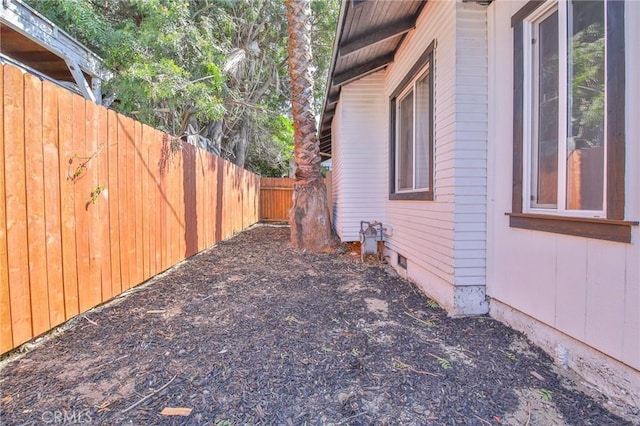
[{"xmin": 28, "ymin": 0, "xmax": 338, "ymax": 176}]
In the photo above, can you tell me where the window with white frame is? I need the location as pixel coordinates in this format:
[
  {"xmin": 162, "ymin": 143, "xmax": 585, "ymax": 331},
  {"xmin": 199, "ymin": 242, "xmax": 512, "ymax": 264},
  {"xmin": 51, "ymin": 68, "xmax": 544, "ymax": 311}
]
[
  {"xmin": 526, "ymin": 0, "xmax": 605, "ymax": 215},
  {"xmin": 390, "ymin": 40, "xmax": 434, "ymax": 201},
  {"xmin": 510, "ymin": 0, "xmax": 636, "ymax": 243}
]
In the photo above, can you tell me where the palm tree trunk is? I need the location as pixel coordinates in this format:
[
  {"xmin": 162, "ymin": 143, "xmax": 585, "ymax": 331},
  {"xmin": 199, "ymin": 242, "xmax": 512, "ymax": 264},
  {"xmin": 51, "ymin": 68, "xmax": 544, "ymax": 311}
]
[{"xmin": 285, "ymin": 0, "xmax": 332, "ymax": 251}]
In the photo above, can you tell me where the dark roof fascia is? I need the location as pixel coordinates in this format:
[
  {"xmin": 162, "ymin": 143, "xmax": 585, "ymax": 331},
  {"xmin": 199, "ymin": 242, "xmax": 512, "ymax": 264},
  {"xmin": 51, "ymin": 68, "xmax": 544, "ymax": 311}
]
[
  {"xmin": 318, "ymin": 0, "xmax": 431, "ymax": 156},
  {"xmin": 338, "ymin": 16, "xmax": 416, "ymax": 58},
  {"xmin": 332, "ymin": 52, "xmax": 395, "ymax": 87}
]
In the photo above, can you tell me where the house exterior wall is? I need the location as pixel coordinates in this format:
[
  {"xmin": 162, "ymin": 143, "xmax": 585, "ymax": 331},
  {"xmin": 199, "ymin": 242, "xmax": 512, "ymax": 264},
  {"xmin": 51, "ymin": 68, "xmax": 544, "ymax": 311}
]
[
  {"xmin": 330, "ymin": 101, "xmax": 344, "ymax": 237},
  {"xmin": 381, "ymin": 0, "xmax": 489, "ymax": 315},
  {"xmin": 331, "ymin": 0, "xmax": 489, "ymax": 315},
  {"xmin": 486, "ymin": 0, "xmax": 640, "ymax": 406},
  {"xmin": 329, "ymin": 72, "xmax": 387, "ymax": 241}
]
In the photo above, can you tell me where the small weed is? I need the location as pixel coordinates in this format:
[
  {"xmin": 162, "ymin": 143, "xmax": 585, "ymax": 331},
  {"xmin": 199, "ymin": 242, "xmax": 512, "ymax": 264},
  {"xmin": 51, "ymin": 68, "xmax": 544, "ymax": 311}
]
[
  {"xmin": 284, "ymin": 315, "xmax": 302, "ymax": 325},
  {"xmin": 215, "ymin": 420, "xmax": 234, "ymax": 426},
  {"xmin": 426, "ymin": 299, "xmax": 439, "ymax": 309},
  {"xmin": 539, "ymin": 388, "xmax": 553, "ymax": 401},
  {"xmin": 67, "ymin": 145, "xmax": 103, "ymax": 182},
  {"xmin": 499, "ymin": 349, "xmax": 517, "ymax": 362},
  {"xmin": 423, "ymin": 320, "xmax": 436, "ymax": 328},
  {"xmin": 405, "ymin": 311, "xmax": 436, "ymax": 328},
  {"xmin": 475, "ymin": 391, "xmax": 486, "ymax": 399},
  {"xmin": 393, "ymin": 359, "xmax": 408, "ymax": 370},
  {"xmin": 86, "ymin": 185, "xmax": 106, "ymax": 210},
  {"xmin": 351, "ymin": 348, "xmax": 361, "ymax": 357},
  {"xmin": 438, "ymin": 357, "xmax": 452, "ymax": 370},
  {"xmin": 331, "ymin": 317, "xmax": 340, "ymax": 324},
  {"xmin": 426, "ymin": 352, "xmax": 452, "ymax": 370}
]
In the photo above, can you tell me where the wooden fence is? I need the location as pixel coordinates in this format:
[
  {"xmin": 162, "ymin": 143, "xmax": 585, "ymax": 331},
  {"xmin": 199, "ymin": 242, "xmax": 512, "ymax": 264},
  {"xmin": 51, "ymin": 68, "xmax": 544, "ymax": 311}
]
[
  {"xmin": 0, "ymin": 64, "xmax": 260, "ymax": 354},
  {"xmin": 259, "ymin": 177, "xmax": 333, "ymax": 223},
  {"xmin": 260, "ymin": 177, "xmax": 295, "ymax": 222}
]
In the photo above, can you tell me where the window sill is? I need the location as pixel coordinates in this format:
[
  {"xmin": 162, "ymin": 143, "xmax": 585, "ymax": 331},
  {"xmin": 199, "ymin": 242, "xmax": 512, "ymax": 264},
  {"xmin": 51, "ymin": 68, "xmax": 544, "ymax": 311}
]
[
  {"xmin": 390, "ymin": 191, "xmax": 433, "ymax": 201},
  {"xmin": 506, "ymin": 213, "xmax": 638, "ymax": 243}
]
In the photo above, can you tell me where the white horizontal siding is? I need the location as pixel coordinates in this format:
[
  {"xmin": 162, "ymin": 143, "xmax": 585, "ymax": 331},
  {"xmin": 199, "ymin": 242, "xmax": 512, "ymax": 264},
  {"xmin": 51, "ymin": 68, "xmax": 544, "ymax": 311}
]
[
  {"xmin": 332, "ymin": 71, "xmax": 387, "ymax": 241},
  {"xmin": 453, "ymin": 1, "xmax": 488, "ymax": 288},
  {"xmin": 330, "ymin": 101, "xmax": 344, "ymax": 238},
  {"xmin": 382, "ymin": 0, "xmax": 458, "ymax": 289}
]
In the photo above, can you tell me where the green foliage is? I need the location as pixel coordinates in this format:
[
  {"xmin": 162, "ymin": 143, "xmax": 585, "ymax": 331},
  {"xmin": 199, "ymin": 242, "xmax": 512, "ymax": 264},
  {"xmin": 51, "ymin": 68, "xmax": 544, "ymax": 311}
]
[
  {"xmin": 570, "ymin": 22, "xmax": 605, "ymax": 147},
  {"xmin": 27, "ymin": 0, "xmax": 339, "ymax": 174},
  {"xmin": 245, "ymin": 114, "xmax": 294, "ymax": 177}
]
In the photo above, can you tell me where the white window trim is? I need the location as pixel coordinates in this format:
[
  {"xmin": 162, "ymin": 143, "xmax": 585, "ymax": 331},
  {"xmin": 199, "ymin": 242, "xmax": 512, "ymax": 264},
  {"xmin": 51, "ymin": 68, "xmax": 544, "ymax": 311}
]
[{"xmin": 522, "ymin": 0, "xmax": 607, "ymax": 219}]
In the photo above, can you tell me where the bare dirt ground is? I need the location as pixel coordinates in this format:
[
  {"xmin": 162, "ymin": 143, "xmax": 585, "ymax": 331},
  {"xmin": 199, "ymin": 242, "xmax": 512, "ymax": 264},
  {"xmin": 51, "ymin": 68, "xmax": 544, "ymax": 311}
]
[{"xmin": 1, "ymin": 225, "xmax": 638, "ymax": 425}]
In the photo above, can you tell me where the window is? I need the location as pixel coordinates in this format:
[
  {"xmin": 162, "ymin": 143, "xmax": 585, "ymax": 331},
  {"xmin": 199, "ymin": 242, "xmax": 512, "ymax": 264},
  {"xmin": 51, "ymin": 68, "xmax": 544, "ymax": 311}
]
[
  {"xmin": 510, "ymin": 0, "xmax": 637, "ymax": 243},
  {"xmin": 390, "ymin": 40, "xmax": 435, "ymax": 200}
]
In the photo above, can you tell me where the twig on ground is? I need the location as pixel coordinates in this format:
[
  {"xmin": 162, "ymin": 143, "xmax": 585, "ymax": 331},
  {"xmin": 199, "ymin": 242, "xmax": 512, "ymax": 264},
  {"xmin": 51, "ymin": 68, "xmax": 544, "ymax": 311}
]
[
  {"xmin": 404, "ymin": 311, "xmax": 433, "ymax": 327},
  {"xmin": 335, "ymin": 411, "xmax": 367, "ymax": 425},
  {"xmin": 472, "ymin": 414, "xmax": 492, "ymax": 426},
  {"xmin": 392, "ymin": 358, "xmax": 442, "ymax": 377},
  {"xmin": 525, "ymin": 401, "xmax": 531, "ymax": 426},
  {"xmin": 82, "ymin": 316, "xmax": 98, "ymax": 326},
  {"xmin": 121, "ymin": 375, "xmax": 177, "ymax": 413},
  {"xmin": 88, "ymin": 354, "xmax": 129, "ymax": 373}
]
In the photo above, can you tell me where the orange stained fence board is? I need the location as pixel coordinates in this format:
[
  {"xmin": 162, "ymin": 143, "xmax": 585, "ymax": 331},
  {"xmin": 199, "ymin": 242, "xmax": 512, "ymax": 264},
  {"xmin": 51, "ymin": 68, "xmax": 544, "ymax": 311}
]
[
  {"xmin": 42, "ymin": 81, "xmax": 65, "ymax": 327},
  {"xmin": 183, "ymin": 143, "xmax": 197, "ymax": 258},
  {"xmin": 117, "ymin": 114, "xmax": 131, "ymax": 290},
  {"xmin": 57, "ymin": 85, "xmax": 79, "ymax": 319},
  {"xmin": 169, "ymin": 145, "xmax": 180, "ymax": 266},
  {"xmin": 146, "ymin": 128, "xmax": 158, "ymax": 276},
  {"xmin": 4, "ymin": 66, "xmax": 33, "ymax": 346},
  {"xmin": 133, "ymin": 121, "xmax": 144, "ymax": 283},
  {"xmin": 148, "ymin": 129, "xmax": 160, "ymax": 275},
  {"xmin": 24, "ymin": 73, "xmax": 50, "ymax": 336},
  {"xmin": 84, "ymin": 100, "xmax": 103, "ymax": 310},
  {"xmin": 141, "ymin": 126, "xmax": 151, "ymax": 279},
  {"xmin": 197, "ymin": 147, "xmax": 203, "ymax": 252},
  {"xmin": 97, "ymin": 105, "xmax": 112, "ymax": 301},
  {"xmin": 124, "ymin": 117, "xmax": 136, "ymax": 289},
  {"xmin": 159, "ymin": 136, "xmax": 169, "ymax": 271},
  {"xmin": 206, "ymin": 154, "xmax": 216, "ymax": 247},
  {"xmin": 177, "ymin": 147, "xmax": 186, "ymax": 261},
  {"xmin": 107, "ymin": 110, "xmax": 121, "ymax": 296},
  {"xmin": 154, "ymin": 130, "xmax": 164, "ymax": 274},
  {"xmin": 71, "ymin": 94, "xmax": 92, "ymax": 313},
  {"xmin": 0, "ymin": 65, "xmax": 13, "ymax": 353},
  {"xmin": 214, "ymin": 156, "xmax": 223, "ymax": 243}
]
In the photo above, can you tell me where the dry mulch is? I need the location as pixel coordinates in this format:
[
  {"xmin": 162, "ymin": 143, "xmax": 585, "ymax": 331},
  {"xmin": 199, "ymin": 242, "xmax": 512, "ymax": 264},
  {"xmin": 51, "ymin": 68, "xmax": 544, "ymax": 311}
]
[{"xmin": 0, "ymin": 225, "xmax": 637, "ymax": 425}]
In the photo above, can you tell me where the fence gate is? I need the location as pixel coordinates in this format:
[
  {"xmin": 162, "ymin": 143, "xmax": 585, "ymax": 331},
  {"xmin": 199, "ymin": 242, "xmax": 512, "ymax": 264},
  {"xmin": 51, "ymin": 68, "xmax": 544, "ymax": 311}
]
[{"xmin": 260, "ymin": 177, "xmax": 294, "ymax": 222}]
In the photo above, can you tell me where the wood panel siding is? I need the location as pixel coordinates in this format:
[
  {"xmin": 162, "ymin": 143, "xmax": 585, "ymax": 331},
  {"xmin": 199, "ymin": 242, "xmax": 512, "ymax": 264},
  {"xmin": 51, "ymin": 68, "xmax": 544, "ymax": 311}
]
[{"xmin": 487, "ymin": 0, "xmax": 640, "ymax": 373}]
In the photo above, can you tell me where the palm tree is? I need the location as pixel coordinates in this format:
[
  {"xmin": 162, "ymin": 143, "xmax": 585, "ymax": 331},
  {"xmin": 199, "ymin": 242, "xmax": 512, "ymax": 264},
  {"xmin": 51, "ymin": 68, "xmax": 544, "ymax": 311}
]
[{"xmin": 285, "ymin": 0, "xmax": 332, "ymax": 251}]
